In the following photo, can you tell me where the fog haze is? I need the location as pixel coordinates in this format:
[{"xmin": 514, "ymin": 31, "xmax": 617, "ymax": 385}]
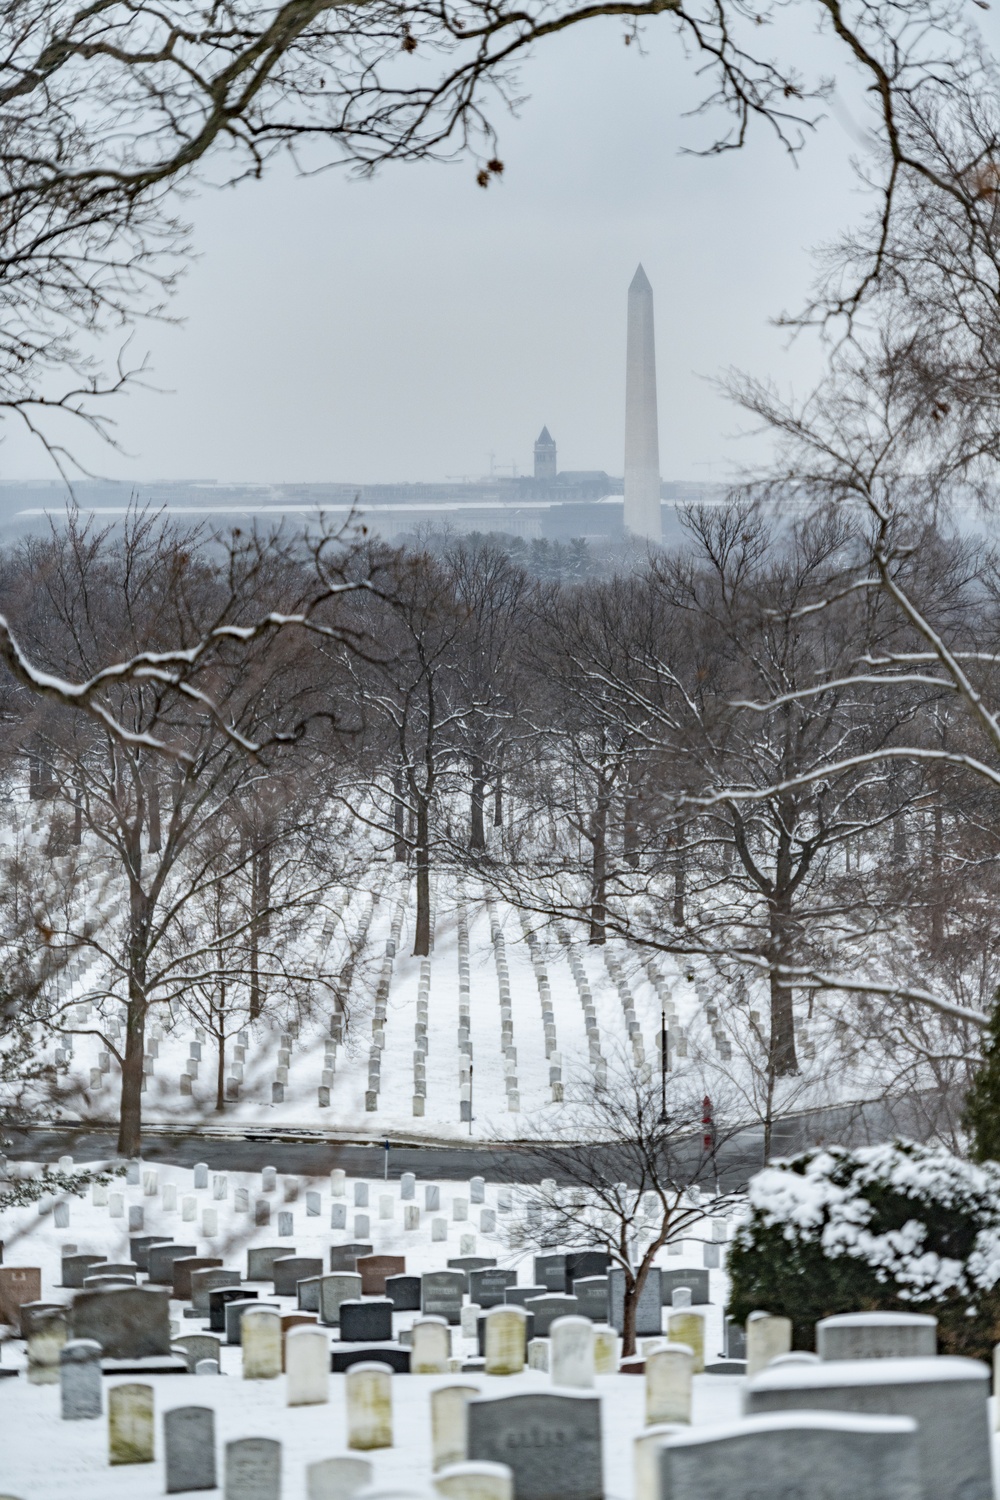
[{"xmin": 2, "ymin": 13, "xmax": 883, "ymax": 487}]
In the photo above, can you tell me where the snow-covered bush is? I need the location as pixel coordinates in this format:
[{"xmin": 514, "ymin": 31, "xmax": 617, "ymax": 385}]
[{"xmin": 727, "ymin": 1140, "xmax": 1000, "ymax": 1358}]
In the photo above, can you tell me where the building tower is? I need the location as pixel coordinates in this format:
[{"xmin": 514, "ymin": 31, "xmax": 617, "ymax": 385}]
[
  {"xmin": 534, "ymin": 426, "xmax": 557, "ymax": 481},
  {"xmin": 623, "ymin": 264, "xmax": 661, "ymax": 541}
]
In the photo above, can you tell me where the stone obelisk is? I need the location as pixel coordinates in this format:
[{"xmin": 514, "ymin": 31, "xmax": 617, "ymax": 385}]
[{"xmin": 623, "ymin": 264, "xmax": 661, "ymax": 541}]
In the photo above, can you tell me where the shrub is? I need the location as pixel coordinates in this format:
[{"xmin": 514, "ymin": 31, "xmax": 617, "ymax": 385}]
[{"xmin": 727, "ymin": 1140, "xmax": 1000, "ymax": 1359}]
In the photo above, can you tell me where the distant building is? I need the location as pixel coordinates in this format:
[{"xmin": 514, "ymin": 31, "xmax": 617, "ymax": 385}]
[{"xmin": 534, "ymin": 426, "xmax": 558, "ymax": 481}]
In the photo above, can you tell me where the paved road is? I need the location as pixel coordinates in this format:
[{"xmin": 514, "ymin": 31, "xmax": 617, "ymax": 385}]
[{"xmin": 1, "ymin": 1091, "xmax": 940, "ymax": 1188}]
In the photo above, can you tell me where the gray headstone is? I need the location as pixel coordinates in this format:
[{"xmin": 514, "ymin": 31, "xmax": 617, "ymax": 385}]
[
  {"xmin": 319, "ymin": 1273, "xmax": 362, "ymax": 1327},
  {"xmin": 467, "ymin": 1391, "xmax": 602, "ymax": 1500},
  {"xmin": 126, "ymin": 1162, "xmax": 141, "ymax": 1186},
  {"xmin": 816, "ymin": 1314, "xmax": 937, "ymax": 1362},
  {"xmin": 657, "ymin": 1412, "xmax": 921, "ymax": 1500},
  {"xmin": 470, "ymin": 1268, "xmax": 518, "ymax": 1309},
  {"xmin": 572, "ymin": 1277, "xmax": 609, "ymax": 1322},
  {"xmin": 165, "ymin": 1405, "xmax": 216, "ymax": 1493},
  {"xmin": 148, "ymin": 1243, "xmax": 198, "ymax": 1285},
  {"xmin": 422, "ymin": 1271, "xmax": 465, "ymax": 1325},
  {"xmin": 128, "ymin": 1205, "xmax": 144, "ymax": 1231},
  {"xmin": 385, "ymin": 1275, "xmax": 422, "ymax": 1312},
  {"xmin": 534, "ymin": 1255, "xmax": 567, "ymax": 1293},
  {"xmin": 70, "ymin": 1285, "xmax": 171, "ymax": 1359},
  {"xmin": 278, "ymin": 1211, "xmax": 294, "ymax": 1237},
  {"xmin": 609, "ymin": 1267, "xmax": 661, "ymax": 1337},
  {"xmin": 425, "ymin": 1185, "xmax": 441, "ymax": 1211},
  {"xmin": 225, "ymin": 1436, "xmax": 282, "ymax": 1500},
  {"xmin": 272, "ymin": 1256, "xmax": 323, "ymax": 1297},
  {"xmin": 130, "ymin": 1235, "xmax": 172, "ymax": 1272},
  {"xmin": 745, "ymin": 1355, "xmax": 991, "ymax": 1500},
  {"xmin": 196, "ymin": 1359, "xmax": 219, "ymax": 1375},
  {"xmin": 262, "ymin": 1167, "xmax": 277, "ymax": 1192},
  {"xmin": 255, "ymin": 1199, "xmax": 271, "ymax": 1226},
  {"xmin": 247, "ymin": 1246, "xmax": 296, "ymax": 1283},
  {"xmin": 339, "ymin": 1298, "xmax": 393, "ymax": 1342},
  {"xmin": 505, "ymin": 1285, "xmax": 547, "ymax": 1307},
  {"xmin": 298, "ymin": 1276, "xmax": 321, "ymax": 1313},
  {"xmin": 525, "ymin": 1294, "xmax": 580, "ymax": 1337},
  {"xmin": 329, "ymin": 1244, "xmax": 373, "ymax": 1273},
  {"xmin": 194, "ymin": 1163, "xmax": 209, "ymax": 1189},
  {"xmin": 470, "ymin": 1177, "xmax": 486, "ymax": 1204},
  {"xmin": 401, "ymin": 1173, "xmax": 416, "ymax": 1200},
  {"xmin": 660, "ymin": 1269, "xmax": 709, "ymax": 1306},
  {"xmin": 331, "ymin": 1203, "xmax": 347, "ymax": 1230},
  {"xmin": 61, "ymin": 1255, "xmax": 107, "ymax": 1289},
  {"xmin": 225, "ymin": 1298, "xmax": 277, "ymax": 1345},
  {"xmin": 60, "ymin": 1338, "xmax": 102, "ymax": 1419},
  {"xmin": 354, "ymin": 1182, "xmax": 369, "ymax": 1206},
  {"xmin": 172, "ymin": 1334, "xmax": 222, "ymax": 1372},
  {"xmin": 190, "ymin": 1268, "xmax": 241, "ymax": 1315},
  {"xmin": 565, "ymin": 1252, "xmax": 609, "ymax": 1288},
  {"xmin": 306, "ymin": 1191, "xmax": 321, "ymax": 1217}
]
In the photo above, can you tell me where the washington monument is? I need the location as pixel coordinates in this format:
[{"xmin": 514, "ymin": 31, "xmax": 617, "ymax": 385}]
[{"xmin": 623, "ymin": 264, "xmax": 661, "ymax": 541}]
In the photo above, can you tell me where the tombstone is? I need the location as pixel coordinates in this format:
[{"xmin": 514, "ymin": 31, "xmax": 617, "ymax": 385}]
[
  {"xmin": 656, "ymin": 1412, "xmax": 922, "ymax": 1500},
  {"xmin": 480, "ymin": 1210, "xmax": 497, "ymax": 1234},
  {"xmin": 0, "ymin": 1267, "xmax": 41, "ymax": 1326},
  {"xmin": 432, "ymin": 1219, "xmax": 448, "ymax": 1243},
  {"xmin": 273, "ymin": 1255, "xmax": 323, "ymax": 1297},
  {"xmin": 130, "ymin": 1235, "xmax": 172, "ymax": 1272},
  {"xmin": 354, "ymin": 1181, "xmax": 369, "ymax": 1206},
  {"xmin": 225, "ymin": 1437, "xmax": 282, "ymax": 1500},
  {"xmin": 243, "ymin": 1307, "xmax": 282, "ymax": 1378},
  {"xmin": 226, "ymin": 1298, "xmax": 276, "ymax": 1345},
  {"xmin": 593, "ymin": 1326, "xmax": 620, "ymax": 1375},
  {"xmin": 210, "ymin": 1287, "xmax": 256, "ymax": 1333},
  {"xmin": 299, "ymin": 1277, "xmax": 321, "ymax": 1313},
  {"xmin": 470, "ymin": 1177, "xmax": 486, "ymax": 1204},
  {"xmin": 436, "ymin": 1462, "xmax": 514, "ymax": 1500},
  {"xmin": 331, "ymin": 1204, "xmax": 348, "ymax": 1231},
  {"xmin": 70, "ymin": 1285, "xmax": 171, "ymax": 1359},
  {"xmin": 633, "ymin": 1424, "xmax": 686, "ymax": 1500},
  {"xmin": 346, "ymin": 1361, "xmax": 393, "ymax": 1450},
  {"xmin": 283, "ymin": 1177, "xmax": 300, "ymax": 1203},
  {"xmin": 525, "ymin": 1295, "xmax": 580, "ymax": 1339},
  {"xmin": 60, "ymin": 1337, "xmax": 102, "ymax": 1419},
  {"xmin": 724, "ymin": 1315, "xmax": 747, "ymax": 1362},
  {"xmin": 358, "ymin": 1255, "xmax": 406, "ymax": 1297},
  {"xmin": 109, "ymin": 1193, "xmax": 125, "ymax": 1218},
  {"xmin": 453, "ymin": 1198, "xmax": 469, "ymax": 1222},
  {"xmin": 190, "ymin": 1267, "xmax": 240, "ymax": 1316},
  {"xmin": 572, "ymin": 1278, "xmax": 609, "ymax": 1323},
  {"xmin": 467, "ymin": 1392, "xmax": 603, "ymax": 1500},
  {"xmin": 27, "ymin": 1309, "xmax": 67, "ymax": 1384},
  {"xmin": 278, "ymin": 1211, "xmax": 294, "ymax": 1237},
  {"xmin": 320, "ymin": 1273, "xmax": 362, "ymax": 1327},
  {"xmin": 504, "ymin": 1286, "xmax": 546, "ymax": 1309},
  {"xmin": 646, "ymin": 1344, "xmax": 693, "ymax": 1424},
  {"xmin": 331, "ymin": 1169, "xmax": 347, "ymax": 1196},
  {"xmin": 165, "ymin": 1405, "xmax": 216, "ymax": 1493},
  {"xmin": 62, "ymin": 1254, "xmax": 106, "ymax": 1289},
  {"xmin": 470, "ymin": 1269, "xmax": 517, "ymax": 1310},
  {"xmin": 213, "ymin": 1173, "xmax": 228, "ymax": 1201},
  {"xmin": 248, "ymin": 1245, "xmax": 297, "ymax": 1283},
  {"xmin": 745, "ymin": 1354, "xmax": 991, "ymax": 1500},
  {"xmin": 608, "ymin": 1268, "xmax": 661, "ymax": 1338},
  {"xmin": 196, "ymin": 1358, "xmax": 219, "ymax": 1375},
  {"xmin": 164, "ymin": 1184, "xmax": 178, "ymax": 1211},
  {"xmin": 411, "ymin": 1317, "xmax": 452, "ymax": 1373},
  {"xmin": 432, "ymin": 1384, "xmax": 481, "ymax": 1470},
  {"xmin": 307, "ymin": 1191, "xmax": 322, "ymax": 1217},
  {"xmin": 330, "ymin": 1244, "xmax": 374, "ymax": 1273},
  {"xmin": 194, "ymin": 1162, "xmax": 209, "ymax": 1189},
  {"xmin": 109, "ymin": 1382, "xmax": 155, "ymax": 1465},
  {"xmin": 667, "ymin": 1312, "xmax": 705, "ymax": 1374},
  {"xmin": 528, "ymin": 1338, "xmax": 549, "ymax": 1372},
  {"xmin": 386, "ymin": 1275, "xmax": 422, "ymax": 1312},
  {"xmin": 550, "ymin": 1317, "xmax": 594, "ymax": 1389},
  {"xmin": 565, "ymin": 1252, "xmax": 610, "ymax": 1289},
  {"xmin": 816, "ymin": 1313, "xmax": 938, "ymax": 1362},
  {"xmin": 306, "ymin": 1456, "xmax": 373, "ymax": 1500},
  {"xmin": 147, "ymin": 1242, "xmax": 198, "ymax": 1285},
  {"xmin": 183, "ymin": 1197, "xmax": 198, "ymax": 1221},
  {"xmin": 401, "ymin": 1173, "xmax": 416, "ymax": 1201},
  {"xmin": 126, "ymin": 1162, "xmax": 141, "ymax": 1186},
  {"xmin": 671, "ymin": 1288, "xmax": 692, "ymax": 1311},
  {"xmin": 286, "ymin": 1325, "xmax": 330, "ymax": 1406},
  {"xmin": 497, "ymin": 1189, "xmax": 512, "ymax": 1214},
  {"xmin": 422, "ymin": 1271, "xmax": 466, "ymax": 1325},
  {"xmin": 746, "ymin": 1312, "xmax": 793, "ymax": 1378},
  {"xmin": 426, "ymin": 1185, "xmax": 441, "ymax": 1211},
  {"xmin": 534, "ymin": 1256, "xmax": 567, "ymax": 1294},
  {"xmin": 262, "ymin": 1166, "xmax": 278, "ymax": 1193},
  {"xmin": 172, "ymin": 1256, "xmax": 224, "ymax": 1300},
  {"xmin": 235, "ymin": 1188, "xmax": 249, "ymax": 1214},
  {"xmin": 172, "ymin": 1334, "xmax": 222, "ymax": 1372},
  {"xmin": 484, "ymin": 1307, "xmax": 527, "ymax": 1375},
  {"xmin": 660, "ymin": 1269, "xmax": 709, "ymax": 1306},
  {"xmin": 340, "ymin": 1299, "xmax": 393, "ymax": 1343}
]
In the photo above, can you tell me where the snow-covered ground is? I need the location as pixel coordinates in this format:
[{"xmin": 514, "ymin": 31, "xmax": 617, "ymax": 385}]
[{"xmin": 0, "ymin": 1157, "xmax": 737, "ymax": 1500}]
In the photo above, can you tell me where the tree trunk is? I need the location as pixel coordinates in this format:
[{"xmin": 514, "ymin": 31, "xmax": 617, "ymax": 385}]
[
  {"xmin": 414, "ymin": 800, "xmax": 431, "ymax": 957},
  {"xmin": 470, "ymin": 755, "xmax": 486, "ymax": 851},
  {"xmin": 672, "ymin": 829, "xmax": 686, "ymax": 926},
  {"xmin": 623, "ymin": 783, "xmax": 639, "ymax": 870},
  {"xmin": 216, "ymin": 1025, "xmax": 226, "ymax": 1112},
  {"xmin": 493, "ymin": 766, "xmax": 503, "ymax": 828},
  {"xmin": 393, "ymin": 768, "xmax": 407, "ymax": 862},
  {"xmin": 931, "ymin": 799, "xmax": 944, "ymax": 947},
  {"xmin": 589, "ymin": 791, "xmax": 608, "ymax": 945},
  {"xmin": 72, "ymin": 789, "xmax": 82, "ymax": 846},
  {"xmin": 249, "ymin": 845, "xmax": 271, "ymax": 1020},
  {"xmin": 621, "ymin": 1276, "xmax": 638, "ymax": 1358},
  {"xmin": 767, "ymin": 901, "xmax": 798, "ymax": 1077},
  {"xmin": 147, "ymin": 773, "xmax": 161, "ymax": 854}
]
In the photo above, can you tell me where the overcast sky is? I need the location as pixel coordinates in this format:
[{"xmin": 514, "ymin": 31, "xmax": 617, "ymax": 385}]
[{"xmin": 3, "ymin": 9, "xmax": 947, "ymax": 487}]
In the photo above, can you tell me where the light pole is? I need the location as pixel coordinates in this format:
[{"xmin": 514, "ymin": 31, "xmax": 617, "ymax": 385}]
[{"xmin": 660, "ymin": 1007, "xmax": 669, "ymax": 1123}]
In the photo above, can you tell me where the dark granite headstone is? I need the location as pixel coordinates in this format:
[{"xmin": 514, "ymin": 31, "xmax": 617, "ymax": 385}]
[
  {"xmin": 467, "ymin": 1391, "xmax": 603, "ymax": 1500},
  {"xmin": 609, "ymin": 1267, "xmax": 662, "ymax": 1337},
  {"xmin": 385, "ymin": 1275, "xmax": 422, "ymax": 1312},
  {"xmin": 524, "ymin": 1294, "xmax": 579, "ymax": 1337},
  {"xmin": 534, "ymin": 1255, "xmax": 568, "ymax": 1293},
  {"xmin": 129, "ymin": 1235, "xmax": 172, "ymax": 1273},
  {"xmin": 210, "ymin": 1287, "xmax": 255, "ymax": 1333},
  {"xmin": 328, "ymin": 1243, "xmax": 373, "ymax": 1273},
  {"xmin": 62, "ymin": 1254, "xmax": 107, "ymax": 1289},
  {"xmin": 565, "ymin": 1252, "xmax": 610, "ymax": 1289},
  {"xmin": 660, "ymin": 1268, "xmax": 710, "ymax": 1306},
  {"xmin": 505, "ymin": 1285, "xmax": 546, "ymax": 1308},
  {"xmin": 470, "ymin": 1268, "xmax": 518, "ymax": 1309},
  {"xmin": 422, "ymin": 1271, "xmax": 465, "ymax": 1325},
  {"xmin": 172, "ymin": 1257, "xmax": 223, "ymax": 1301},
  {"xmin": 147, "ymin": 1244, "xmax": 197, "ymax": 1286},
  {"xmin": 246, "ymin": 1246, "xmax": 296, "ymax": 1283},
  {"xmin": 271, "ymin": 1256, "xmax": 322, "ymax": 1297},
  {"xmin": 331, "ymin": 1345, "xmax": 410, "ymax": 1373},
  {"xmin": 572, "ymin": 1278, "xmax": 609, "ymax": 1322},
  {"xmin": 339, "ymin": 1298, "xmax": 393, "ymax": 1342}
]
